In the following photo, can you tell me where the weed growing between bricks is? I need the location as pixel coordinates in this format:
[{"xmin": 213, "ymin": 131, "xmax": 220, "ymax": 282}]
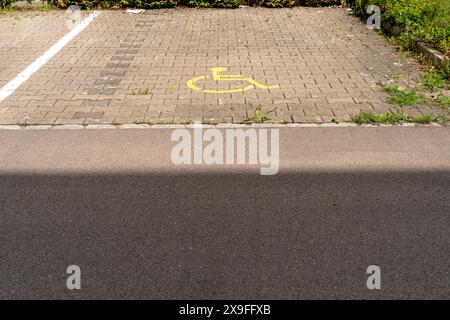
[
  {"xmin": 351, "ymin": 79, "xmax": 450, "ymax": 125},
  {"xmin": 351, "ymin": 109, "xmax": 435, "ymax": 125}
]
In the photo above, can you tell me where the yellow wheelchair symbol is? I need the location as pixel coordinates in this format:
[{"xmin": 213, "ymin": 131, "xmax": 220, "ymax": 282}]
[{"xmin": 186, "ymin": 67, "xmax": 279, "ymax": 94}]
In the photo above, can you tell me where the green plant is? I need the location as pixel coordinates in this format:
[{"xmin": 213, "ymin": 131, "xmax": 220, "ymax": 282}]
[
  {"xmin": 243, "ymin": 104, "xmax": 276, "ymax": 124},
  {"xmin": 186, "ymin": 0, "xmax": 239, "ymax": 8},
  {"xmin": 39, "ymin": 2, "xmax": 50, "ymax": 10},
  {"xmin": 137, "ymin": 0, "xmax": 178, "ymax": 8},
  {"xmin": 130, "ymin": 87, "xmax": 151, "ymax": 95},
  {"xmin": 420, "ymin": 70, "xmax": 446, "ymax": 90},
  {"xmin": 346, "ymin": 0, "xmax": 450, "ymax": 56},
  {"xmin": 351, "ymin": 108, "xmax": 407, "ymax": 124},
  {"xmin": 16, "ymin": 119, "xmax": 28, "ymax": 126},
  {"xmin": 246, "ymin": 0, "xmax": 262, "ymax": 5},
  {"xmin": 436, "ymin": 94, "xmax": 450, "ymax": 108},
  {"xmin": 49, "ymin": 0, "xmax": 177, "ymax": 8},
  {"xmin": 412, "ymin": 114, "xmax": 433, "ymax": 124},
  {"xmin": 351, "ymin": 108, "xmax": 434, "ymax": 124},
  {"xmin": 297, "ymin": 0, "xmax": 340, "ymax": 6},
  {"xmin": 383, "ymin": 85, "xmax": 425, "ymax": 107},
  {"xmin": 48, "ymin": 0, "xmax": 99, "ymax": 8},
  {"xmin": 0, "ymin": 0, "xmax": 13, "ymax": 9},
  {"xmin": 261, "ymin": 0, "xmax": 295, "ymax": 7}
]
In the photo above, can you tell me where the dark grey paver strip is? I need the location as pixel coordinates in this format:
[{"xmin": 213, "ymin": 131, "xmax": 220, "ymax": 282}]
[
  {"xmin": 105, "ymin": 63, "xmax": 130, "ymax": 68},
  {"xmin": 120, "ymin": 44, "xmax": 141, "ymax": 48},
  {"xmin": 87, "ymin": 88, "xmax": 116, "ymax": 95},
  {"xmin": 74, "ymin": 112, "xmax": 105, "ymax": 119},
  {"xmin": 114, "ymin": 49, "xmax": 139, "ymax": 55},
  {"xmin": 82, "ymin": 99, "xmax": 111, "ymax": 107},
  {"xmin": 100, "ymin": 70, "xmax": 126, "ymax": 77},
  {"xmin": 111, "ymin": 56, "xmax": 135, "ymax": 61}
]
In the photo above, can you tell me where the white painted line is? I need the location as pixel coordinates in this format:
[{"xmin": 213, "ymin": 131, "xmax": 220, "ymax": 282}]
[{"xmin": 0, "ymin": 11, "xmax": 99, "ymax": 103}]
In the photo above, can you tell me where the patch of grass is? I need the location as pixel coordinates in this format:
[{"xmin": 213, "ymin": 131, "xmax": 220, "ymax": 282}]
[
  {"xmin": 436, "ymin": 94, "xmax": 450, "ymax": 108},
  {"xmin": 382, "ymin": 85, "xmax": 425, "ymax": 107},
  {"xmin": 187, "ymin": 0, "xmax": 239, "ymax": 8},
  {"xmin": 260, "ymin": 0, "xmax": 295, "ymax": 8},
  {"xmin": 243, "ymin": 104, "xmax": 276, "ymax": 124},
  {"xmin": 49, "ymin": 0, "xmax": 178, "ymax": 9},
  {"xmin": 390, "ymin": 72, "xmax": 404, "ymax": 81},
  {"xmin": 0, "ymin": 1, "xmax": 14, "ymax": 13},
  {"xmin": 351, "ymin": 108, "xmax": 434, "ymax": 125},
  {"xmin": 0, "ymin": 0, "xmax": 12, "ymax": 10},
  {"xmin": 420, "ymin": 70, "xmax": 446, "ymax": 91},
  {"xmin": 16, "ymin": 120, "xmax": 27, "ymax": 127},
  {"xmin": 347, "ymin": 0, "xmax": 450, "ymax": 56},
  {"xmin": 412, "ymin": 114, "xmax": 433, "ymax": 124},
  {"xmin": 130, "ymin": 88, "xmax": 151, "ymax": 95},
  {"xmin": 351, "ymin": 108, "xmax": 406, "ymax": 124},
  {"xmin": 39, "ymin": 3, "xmax": 50, "ymax": 11}
]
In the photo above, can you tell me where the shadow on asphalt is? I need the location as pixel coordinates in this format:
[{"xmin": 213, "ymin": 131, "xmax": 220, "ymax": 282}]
[{"xmin": 1, "ymin": 170, "xmax": 449, "ymax": 299}]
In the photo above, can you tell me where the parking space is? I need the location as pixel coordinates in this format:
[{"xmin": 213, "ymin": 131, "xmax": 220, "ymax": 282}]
[{"xmin": 0, "ymin": 7, "xmax": 442, "ymax": 125}]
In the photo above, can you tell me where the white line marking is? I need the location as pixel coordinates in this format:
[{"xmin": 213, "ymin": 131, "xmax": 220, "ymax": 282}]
[{"xmin": 0, "ymin": 11, "xmax": 99, "ymax": 103}]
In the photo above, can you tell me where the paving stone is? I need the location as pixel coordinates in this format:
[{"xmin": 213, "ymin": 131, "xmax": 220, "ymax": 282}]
[
  {"xmin": 94, "ymin": 79, "xmax": 122, "ymax": 85},
  {"xmin": 115, "ymin": 49, "xmax": 139, "ymax": 55},
  {"xmin": 111, "ymin": 56, "xmax": 135, "ymax": 61},
  {"xmin": 87, "ymin": 88, "xmax": 117, "ymax": 95},
  {"xmin": 100, "ymin": 71, "xmax": 126, "ymax": 77},
  {"xmin": 82, "ymin": 99, "xmax": 112, "ymax": 107},
  {"xmin": 73, "ymin": 112, "xmax": 105, "ymax": 119},
  {"xmin": 105, "ymin": 63, "xmax": 130, "ymax": 68}
]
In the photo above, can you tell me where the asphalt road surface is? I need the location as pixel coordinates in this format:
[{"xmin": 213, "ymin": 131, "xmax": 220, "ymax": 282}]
[{"xmin": 0, "ymin": 126, "xmax": 449, "ymax": 299}]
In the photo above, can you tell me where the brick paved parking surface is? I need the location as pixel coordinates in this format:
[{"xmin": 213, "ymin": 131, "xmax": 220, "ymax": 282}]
[
  {"xmin": 0, "ymin": 11, "xmax": 70, "ymax": 89},
  {"xmin": 0, "ymin": 7, "xmax": 445, "ymax": 125}
]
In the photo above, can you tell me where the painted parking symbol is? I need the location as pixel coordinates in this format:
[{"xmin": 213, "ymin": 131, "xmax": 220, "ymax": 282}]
[{"xmin": 186, "ymin": 67, "xmax": 279, "ymax": 94}]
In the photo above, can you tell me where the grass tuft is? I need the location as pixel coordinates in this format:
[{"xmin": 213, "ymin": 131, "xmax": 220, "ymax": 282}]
[
  {"xmin": 243, "ymin": 104, "xmax": 276, "ymax": 124},
  {"xmin": 420, "ymin": 70, "xmax": 446, "ymax": 91},
  {"xmin": 130, "ymin": 88, "xmax": 151, "ymax": 95},
  {"xmin": 382, "ymin": 85, "xmax": 425, "ymax": 107},
  {"xmin": 351, "ymin": 108, "xmax": 434, "ymax": 125},
  {"xmin": 436, "ymin": 94, "xmax": 450, "ymax": 108}
]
